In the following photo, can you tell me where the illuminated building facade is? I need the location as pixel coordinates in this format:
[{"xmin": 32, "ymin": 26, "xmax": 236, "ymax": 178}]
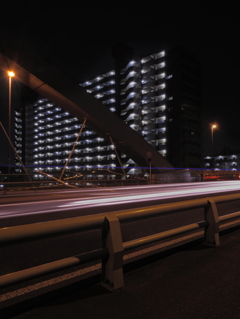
[
  {"xmin": 204, "ymin": 153, "xmax": 240, "ymax": 170},
  {"xmin": 14, "ymin": 44, "xmax": 202, "ymax": 178}
]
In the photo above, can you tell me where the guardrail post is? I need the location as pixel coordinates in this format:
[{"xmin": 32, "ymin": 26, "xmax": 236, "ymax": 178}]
[
  {"xmin": 204, "ymin": 199, "xmax": 220, "ymax": 246},
  {"xmin": 101, "ymin": 214, "xmax": 124, "ymax": 291}
]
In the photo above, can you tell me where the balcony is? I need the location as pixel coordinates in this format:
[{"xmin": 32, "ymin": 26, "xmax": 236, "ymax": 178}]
[
  {"xmin": 142, "ymin": 112, "xmax": 155, "ymax": 121},
  {"xmin": 143, "ymin": 122, "xmax": 156, "ymax": 130}
]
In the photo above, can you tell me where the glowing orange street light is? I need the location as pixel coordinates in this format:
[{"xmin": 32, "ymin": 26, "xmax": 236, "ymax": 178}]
[
  {"xmin": 7, "ymin": 71, "xmax": 15, "ymax": 176},
  {"xmin": 8, "ymin": 71, "xmax": 15, "ymax": 77}
]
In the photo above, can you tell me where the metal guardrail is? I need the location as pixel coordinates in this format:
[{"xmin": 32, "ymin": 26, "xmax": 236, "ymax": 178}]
[{"xmin": 1, "ymin": 193, "xmax": 240, "ymax": 291}]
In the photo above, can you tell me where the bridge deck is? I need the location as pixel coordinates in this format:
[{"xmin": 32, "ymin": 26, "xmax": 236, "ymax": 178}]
[{"xmin": 1, "ymin": 225, "xmax": 240, "ymax": 319}]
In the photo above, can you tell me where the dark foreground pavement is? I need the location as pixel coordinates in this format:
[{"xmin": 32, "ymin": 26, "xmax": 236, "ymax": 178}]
[{"xmin": 2, "ymin": 226, "xmax": 240, "ymax": 319}]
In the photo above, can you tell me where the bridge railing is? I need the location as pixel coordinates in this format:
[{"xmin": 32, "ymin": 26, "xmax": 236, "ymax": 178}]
[{"xmin": 1, "ymin": 193, "xmax": 240, "ymax": 291}]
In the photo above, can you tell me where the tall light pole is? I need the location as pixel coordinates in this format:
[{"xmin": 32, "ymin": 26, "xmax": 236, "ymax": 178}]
[
  {"xmin": 211, "ymin": 124, "xmax": 217, "ymax": 168},
  {"xmin": 7, "ymin": 71, "xmax": 15, "ymax": 177}
]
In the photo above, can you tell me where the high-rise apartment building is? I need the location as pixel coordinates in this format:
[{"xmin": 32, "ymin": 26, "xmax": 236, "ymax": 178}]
[{"xmin": 14, "ymin": 43, "xmax": 202, "ymax": 179}]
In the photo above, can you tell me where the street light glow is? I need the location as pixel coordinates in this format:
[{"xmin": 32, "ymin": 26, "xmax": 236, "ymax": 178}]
[
  {"xmin": 212, "ymin": 124, "xmax": 217, "ymax": 129},
  {"xmin": 8, "ymin": 71, "xmax": 15, "ymax": 77}
]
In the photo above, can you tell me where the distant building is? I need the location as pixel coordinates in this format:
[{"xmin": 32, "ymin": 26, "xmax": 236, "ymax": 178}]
[
  {"xmin": 14, "ymin": 44, "xmax": 202, "ymax": 179},
  {"xmin": 204, "ymin": 152, "xmax": 240, "ymax": 171}
]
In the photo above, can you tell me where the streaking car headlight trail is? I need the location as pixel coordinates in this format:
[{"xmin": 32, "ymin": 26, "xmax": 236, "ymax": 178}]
[
  {"xmin": 1, "ymin": 181, "xmax": 240, "ymax": 218},
  {"xmin": 58, "ymin": 181, "xmax": 240, "ymax": 209}
]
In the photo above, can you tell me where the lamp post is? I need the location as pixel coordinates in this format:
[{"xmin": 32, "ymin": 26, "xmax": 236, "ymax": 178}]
[
  {"xmin": 7, "ymin": 71, "xmax": 15, "ymax": 177},
  {"xmin": 211, "ymin": 124, "xmax": 217, "ymax": 168}
]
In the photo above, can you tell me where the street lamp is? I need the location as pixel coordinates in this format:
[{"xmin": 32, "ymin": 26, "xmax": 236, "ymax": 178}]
[
  {"xmin": 7, "ymin": 71, "xmax": 15, "ymax": 177},
  {"xmin": 211, "ymin": 124, "xmax": 217, "ymax": 168}
]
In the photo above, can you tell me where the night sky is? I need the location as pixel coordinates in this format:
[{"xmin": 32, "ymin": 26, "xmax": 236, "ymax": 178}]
[{"xmin": 0, "ymin": 1, "xmax": 240, "ymax": 162}]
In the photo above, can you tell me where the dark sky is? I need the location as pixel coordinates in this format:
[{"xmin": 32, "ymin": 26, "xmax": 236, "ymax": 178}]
[{"xmin": 0, "ymin": 1, "xmax": 240, "ymax": 158}]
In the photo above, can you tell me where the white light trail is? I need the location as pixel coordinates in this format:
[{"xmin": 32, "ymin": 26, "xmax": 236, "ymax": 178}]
[
  {"xmin": 1, "ymin": 181, "xmax": 240, "ymax": 218},
  {"xmin": 58, "ymin": 181, "xmax": 240, "ymax": 209}
]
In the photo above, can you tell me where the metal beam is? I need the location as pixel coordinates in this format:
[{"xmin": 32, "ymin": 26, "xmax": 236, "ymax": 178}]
[{"xmin": 0, "ymin": 33, "xmax": 172, "ymax": 172}]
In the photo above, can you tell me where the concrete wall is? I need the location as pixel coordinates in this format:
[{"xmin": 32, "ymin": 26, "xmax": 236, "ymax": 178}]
[{"xmin": 154, "ymin": 169, "xmax": 203, "ymax": 183}]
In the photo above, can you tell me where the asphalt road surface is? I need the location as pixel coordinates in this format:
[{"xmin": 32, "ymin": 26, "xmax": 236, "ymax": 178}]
[{"xmin": 1, "ymin": 181, "xmax": 240, "ymax": 225}]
